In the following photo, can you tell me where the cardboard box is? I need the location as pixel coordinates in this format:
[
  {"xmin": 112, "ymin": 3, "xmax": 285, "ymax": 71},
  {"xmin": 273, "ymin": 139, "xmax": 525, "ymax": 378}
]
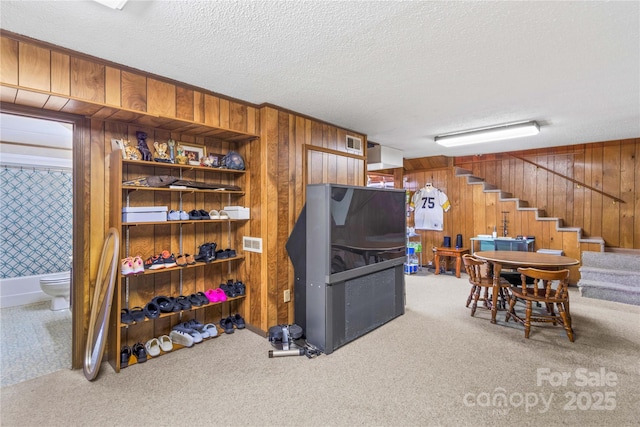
[
  {"xmin": 223, "ymin": 206, "xmax": 250, "ymax": 220},
  {"xmin": 122, "ymin": 206, "xmax": 168, "ymax": 223}
]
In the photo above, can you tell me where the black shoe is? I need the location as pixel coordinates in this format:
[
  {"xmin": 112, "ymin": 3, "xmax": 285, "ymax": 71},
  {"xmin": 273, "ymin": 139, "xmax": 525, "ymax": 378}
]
[
  {"xmin": 120, "ymin": 345, "xmax": 131, "ymax": 368},
  {"xmin": 132, "ymin": 342, "xmax": 147, "ymax": 363},
  {"xmin": 195, "ymin": 242, "xmax": 217, "ymax": 263}
]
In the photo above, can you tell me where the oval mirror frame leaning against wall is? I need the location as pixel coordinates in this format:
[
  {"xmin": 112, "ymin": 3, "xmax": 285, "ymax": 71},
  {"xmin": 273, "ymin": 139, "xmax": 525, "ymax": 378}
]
[{"xmin": 83, "ymin": 228, "xmax": 119, "ymax": 381}]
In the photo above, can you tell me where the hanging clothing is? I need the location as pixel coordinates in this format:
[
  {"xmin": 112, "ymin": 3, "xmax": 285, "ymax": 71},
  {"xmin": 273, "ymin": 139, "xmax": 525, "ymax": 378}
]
[{"xmin": 412, "ymin": 184, "xmax": 451, "ymax": 230}]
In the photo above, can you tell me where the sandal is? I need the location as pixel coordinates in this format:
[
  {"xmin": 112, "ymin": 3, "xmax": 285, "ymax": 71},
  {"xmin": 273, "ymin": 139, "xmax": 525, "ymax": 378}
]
[
  {"xmin": 144, "ymin": 301, "xmax": 160, "ymax": 319},
  {"xmin": 175, "ymin": 295, "xmax": 192, "ymax": 310},
  {"xmin": 153, "ymin": 295, "xmax": 174, "ymax": 313},
  {"xmin": 120, "ymin": 345, "xmax": 131, "ymax": 367},
  {"xmin": 145, "ymin": 338, "xmax": 161, "ymax": 357},
  {"xmin": 188, "ymin": 293, "xmax": 204, "ymax": 307},
  {"xmin": 121, "ymin": 308, "xmax": 134, "ymax": 325},
  {"xmin": 158, "ymin": 335, "xmax": 173, "ymax": 352},
  {"xmin": 132, "ymin": 342, "xmax": 147, "ymax": 363},
  {"xmin": 195, "ymin": 291, "xmax": 210, "ymax": 305},
  {"xmin": 130, "ymin": 306, "xmax": 145, "ymax": 322}
]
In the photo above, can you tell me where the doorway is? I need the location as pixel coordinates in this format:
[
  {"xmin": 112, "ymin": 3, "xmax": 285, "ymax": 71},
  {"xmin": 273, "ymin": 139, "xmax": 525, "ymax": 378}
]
[{"xmin": 0, "ymin": 111, "xmax": 77, "ymax": 386}]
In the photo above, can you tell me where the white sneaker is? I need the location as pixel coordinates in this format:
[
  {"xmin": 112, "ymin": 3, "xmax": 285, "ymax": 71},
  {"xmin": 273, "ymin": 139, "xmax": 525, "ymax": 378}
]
[
  {"xmin": 169, "ymin": 330, "xmax": 194, "ymax": 348},
  {"xmin": 180, "ymin": 210, "xmax": 189, "ymax": 220},
  {"xmin": 202, "ymin": 323, "xmax": 219, "ymax": 338},
  {"xmin": 121, "ymin": 257, "xmax": 134, "ymax": 275},
  {"xmin": 167, "ymin": 210, "xmax": 181, "ymax": 221},
  {"xmin": 132, "ymin": 256, "xmax": 144, "ymax": 274}
]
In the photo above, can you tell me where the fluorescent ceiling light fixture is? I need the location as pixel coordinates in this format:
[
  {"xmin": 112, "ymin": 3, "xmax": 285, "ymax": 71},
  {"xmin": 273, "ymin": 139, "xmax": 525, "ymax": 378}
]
[
  {"xmin": 93, "ymin": 0, "xmax": 128, "ymax": 10},
  {"xmin": 434, "ymin": 121, "xmax": 540, "ymax": 147}
]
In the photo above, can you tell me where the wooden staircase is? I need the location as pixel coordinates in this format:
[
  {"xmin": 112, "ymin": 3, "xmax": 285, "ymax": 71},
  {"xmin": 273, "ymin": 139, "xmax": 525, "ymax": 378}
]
[{"xmin": 454, "ymin": 167, "xmax": 605, "ymax": 284}]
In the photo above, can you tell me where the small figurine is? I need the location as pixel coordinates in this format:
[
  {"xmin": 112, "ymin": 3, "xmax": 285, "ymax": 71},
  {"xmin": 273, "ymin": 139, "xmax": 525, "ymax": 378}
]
[
  {"xmin": 175, "ymin": 143, "xmax": 188, "ymax": 165},
  {"xmin": 122, "ymin": 138, "xmax": 141, "ymax": 160},
  {"xmin": 136, "ymin": 131, "xmax": 153, "ymax": 161},
  {"xmin": 153, "ymin": 141, "xmax": 171, "ymax": 162},
  {"xmin": 167, "ymin": 139, "xmax": 176, "ymax": 163}
]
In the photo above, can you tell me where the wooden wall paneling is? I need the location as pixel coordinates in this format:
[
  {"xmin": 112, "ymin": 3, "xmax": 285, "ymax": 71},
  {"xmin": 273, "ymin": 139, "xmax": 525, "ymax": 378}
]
[
  {"xmin": 204, "ymin": 94, "xmax": 220, "ymax": 127},
  {"xmin": 572, "ymin": 150, "xmax": 586, "ymax": 230},
  {"xmin": 248, "ymin": 121, "xmax": 263, "ymax": 329},
  {"xmin": 120, "ymin": 70, "xmax": 146, "ymax": 112},
  {"xmin": 590, "ymin": 143, "xmax": 604, "ymax": 241},
  {"xmin": 193, "ymin": 91, "xmax": 205, "ymax": 123},
  {"xmin": 582, "ymin": 143, "xmax": 594, "ymax": 235},
  {"xmin": 247, "ymin": 106, "xmax": 258, "ymax": 135},
  {"xmin": 522, "ymin": 160, "xmax": 537, "ymax": 211},
  {"xmin": 70, "ymin": 57, "xmax": 105, "ymax": 104},
  {"xmin": 1, "ymin": 37, "xmax": 18, "ymax": 85},
  {"xmin": 473, "ymin": 183, "xmax": 488, "ymax": 236},
  {"xmin": 50, "ymin": 51, "xmax": 70, "ymax": 95},
  {"xmin": 14, "ymin": 90, "xmax": 48, "ymax": 108},
  {"xmin": 265, "ymin": 108, "xmax": 279, "ymax": 329},
  {"xmin": 635, "ymin": 140, "xmax": 640, "ymax": 248},
  {"xmin": 562, "ymin": 154, "xmax": 574, "ymax": 226},
  {"xmin": 219, "ymin": 98, "xmax": 230, "ymax": 129},
  {"xmin": 602, "ymin": 141, "xmax": 621, "ymax": 246},
  {"xmin": 230, "ymin": 101, "xmax": 247, "ymax": 132},
  {"xmin": 275, "ymin": 111, "xmax": 290, "ymax": 324},
  {"xmin": 18, "ymin": 42, "xmax": 50, "ymax": 91},
  {"xmin": 147, "ymin": 78, "xmax": 176, "ymax": 118},
  {"xmin": 0, "ymin": 86, "xmax": 18, "ymax": 103},
  {"xmin": 43, "ymin": 95, "xmax": 69, "ymax": 111},
  {"xmin": 105, "ymin": 66, "xmax": 121, "ymax": 107},
  {"xmin": 175, "ymin": 86, "xmax": 194, "ymax": 121}
]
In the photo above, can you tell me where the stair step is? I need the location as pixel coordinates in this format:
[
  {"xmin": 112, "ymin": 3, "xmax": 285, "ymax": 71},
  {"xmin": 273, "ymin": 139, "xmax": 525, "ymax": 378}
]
[{"xmin": 578, "ymin": 279, "xmax": 640, "ymax": 306}]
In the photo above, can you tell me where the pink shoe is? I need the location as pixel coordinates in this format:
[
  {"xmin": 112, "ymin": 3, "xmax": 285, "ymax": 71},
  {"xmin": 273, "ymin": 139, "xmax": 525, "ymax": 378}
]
[
  {"xmin": 205, "ymin": 289, "xmax": 219, "ymax": 303},
  {"xmin": 215, "ymin": 288, "xmax": 227, "ymax": 302}
]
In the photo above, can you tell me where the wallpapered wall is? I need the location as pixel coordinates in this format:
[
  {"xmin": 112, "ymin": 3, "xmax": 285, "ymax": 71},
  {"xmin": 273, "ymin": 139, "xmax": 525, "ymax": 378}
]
[{"xmin": 0, "ymin": 167, "xmax": 72, "ymax": 278}]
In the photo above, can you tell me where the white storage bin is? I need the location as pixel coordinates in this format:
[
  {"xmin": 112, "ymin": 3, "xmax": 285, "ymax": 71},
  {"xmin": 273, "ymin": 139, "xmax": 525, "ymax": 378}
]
[
  {"xmin": 223, "ymin": 206, "xmax": 250, "ymax": 220},
  {"xmin": 122, "ymin": 206, "xmax": 168, "ymax": 223}
]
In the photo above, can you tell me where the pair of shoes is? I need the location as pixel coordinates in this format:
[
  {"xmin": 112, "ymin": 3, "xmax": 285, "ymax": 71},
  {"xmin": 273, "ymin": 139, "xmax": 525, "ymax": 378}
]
[
  {"xmin": 220, "ymin": 317, "xmax": 235, "ymax": 334},
  {"xmin": 121, "ymin": 256, "xmax": 144, "ymax": 275},
  {"xmin": 207, "ymin": 210, "xmax": 230, "ymax": 220},
  {"xmin": 120, "ymin": 306, "xmax": 145, "ymax": 324},
  {"xmin": 175, "ymin": 254, "xmax": 196, "ymax": 266},
  {"xmin": 188, "ymin": 209, "xmax": 212, "ymax": 220},
  {"xmin": 172, "ymin": 322, "xmax": 205, "ymax": 343},
  {"xmin": 205, "ymin": 288, "xmax": 227, "ymax": 303},
  {"xmin": 188, "ymin": 292, "xmax": 209, "ymax": 307},
  {"xmin": 194, "ymin": 242, "xmax": 217, "ymax": 263},
  {"xmin": 152, "ymin": 295, "xmax": 174, "ymax": 313},
  {"xmin": 220, "ymin": 279, "xmax": 246, "ymax": 297},
  {"xmin": 167, "ymin": 210, "xmax": 189, "ymax": 220},
  {"xmin": 220, "ymin": 314, "xmax": 245, "ymax": 334},
  {"xmin": 214, "ymin": 248, "xmax": 236, "ymax": 260},
  {"xmin": 132, "ymin": 342, "xmax": 147, "ymax": 363},
  {"xmin": 144, "ymin": 250, "xmax": 177, "ymax": 270}
]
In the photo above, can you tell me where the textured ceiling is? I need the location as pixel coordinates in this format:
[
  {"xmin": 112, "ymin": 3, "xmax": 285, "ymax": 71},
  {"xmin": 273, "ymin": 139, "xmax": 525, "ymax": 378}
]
[{"xmin": 1, "ymin": 1, "xmax": 639, "ymax": 159}]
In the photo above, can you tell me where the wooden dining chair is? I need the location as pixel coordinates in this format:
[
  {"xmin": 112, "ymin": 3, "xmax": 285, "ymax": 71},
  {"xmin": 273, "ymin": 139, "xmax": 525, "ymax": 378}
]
[
  {"xmin": 505, "ymin": 267, "xmax": 574, "ymax": 342},
  {"xmin": 462, "ymin": 254, "xmax": 511, "ymax": 317}
]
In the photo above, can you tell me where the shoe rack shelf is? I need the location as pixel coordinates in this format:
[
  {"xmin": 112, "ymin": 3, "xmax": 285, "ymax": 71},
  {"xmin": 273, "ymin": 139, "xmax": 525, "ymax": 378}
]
[
  {"xmin": 122, "ymin": 219, "xmax": 248, "ymax": 226},
  {"xmin": 119, "ymin": 295, "xmax": 246, "ymax": 328},
  {"xmin": 122, "ymin": 186, "xmax": 245, "ymax": 196},
  {"xmin": 119, "ymin": 256, "xmax": 245, "ymax": 277},
  {"xmin": 108, "ymin": 127, "xmax": 252, "ymax": 373}
]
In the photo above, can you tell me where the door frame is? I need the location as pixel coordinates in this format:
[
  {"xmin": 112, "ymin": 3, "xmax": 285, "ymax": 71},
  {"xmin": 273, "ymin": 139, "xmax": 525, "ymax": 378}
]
[{"xmin": 1, "ymin": 102, "xmax": 87, "ymax": 369}]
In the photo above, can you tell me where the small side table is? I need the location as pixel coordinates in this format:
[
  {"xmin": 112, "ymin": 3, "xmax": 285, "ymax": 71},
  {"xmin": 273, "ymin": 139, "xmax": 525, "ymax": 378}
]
[{"xmin": 434, "ymin": 247, "xmax": 470, "ymax": 278}]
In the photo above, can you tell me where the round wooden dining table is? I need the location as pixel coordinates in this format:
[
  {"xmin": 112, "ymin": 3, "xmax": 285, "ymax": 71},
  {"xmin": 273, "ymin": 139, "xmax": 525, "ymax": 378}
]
[{"xmin": 473, "ymin": 251, "xmax": 580, "ymax": 323}]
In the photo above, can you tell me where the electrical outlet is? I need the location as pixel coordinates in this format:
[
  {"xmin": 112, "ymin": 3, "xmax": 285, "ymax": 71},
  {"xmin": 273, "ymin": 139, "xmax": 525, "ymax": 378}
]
[{"xmin": 284, "ymin": 289, "xmax": 291, "ymax": 303}]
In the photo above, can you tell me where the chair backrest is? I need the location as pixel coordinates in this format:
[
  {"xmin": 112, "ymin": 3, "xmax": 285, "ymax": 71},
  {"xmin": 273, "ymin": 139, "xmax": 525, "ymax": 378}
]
[
  {"xmin": 462, "ymin": 254, "xmax": 485, "ymax": 284},
  {"xmin": 516, "ymin": 267, "xmax": 570, "ymax": 299}
]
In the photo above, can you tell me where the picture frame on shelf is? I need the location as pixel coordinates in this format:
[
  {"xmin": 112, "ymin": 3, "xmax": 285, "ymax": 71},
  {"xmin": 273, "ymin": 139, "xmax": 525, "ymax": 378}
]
[{"xmin": 179, "ymin": 142, "xmax": 206, "ymax": 166}]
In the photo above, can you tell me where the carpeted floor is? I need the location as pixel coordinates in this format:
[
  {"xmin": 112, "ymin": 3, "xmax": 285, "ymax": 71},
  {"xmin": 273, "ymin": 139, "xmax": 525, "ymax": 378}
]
[{"xmin": 1, "ymin": 271, "xmax": 638, "ymax": 426}]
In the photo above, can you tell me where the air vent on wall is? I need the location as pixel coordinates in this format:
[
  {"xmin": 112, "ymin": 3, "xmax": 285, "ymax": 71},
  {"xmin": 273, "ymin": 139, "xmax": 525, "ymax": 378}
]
[
  {"xmin": 243, "ymin": 236, "xmax": 263, "ymax": 253},
  {"xmin": 346, "ymin": 135, "xmax": 363, "ymax": 154}
]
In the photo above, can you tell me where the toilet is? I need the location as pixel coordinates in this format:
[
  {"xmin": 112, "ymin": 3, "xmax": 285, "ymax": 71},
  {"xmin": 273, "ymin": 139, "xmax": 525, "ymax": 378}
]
[{"xmin": 40, "ymin": 272, "xmax": 71, "ymax": 311}]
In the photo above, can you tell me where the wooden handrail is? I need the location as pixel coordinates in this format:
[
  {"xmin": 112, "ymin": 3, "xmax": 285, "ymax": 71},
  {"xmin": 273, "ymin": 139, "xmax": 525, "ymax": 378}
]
[{"xmin": 509, "ymin": 154, "xmax": 625, "ymax": 204}]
